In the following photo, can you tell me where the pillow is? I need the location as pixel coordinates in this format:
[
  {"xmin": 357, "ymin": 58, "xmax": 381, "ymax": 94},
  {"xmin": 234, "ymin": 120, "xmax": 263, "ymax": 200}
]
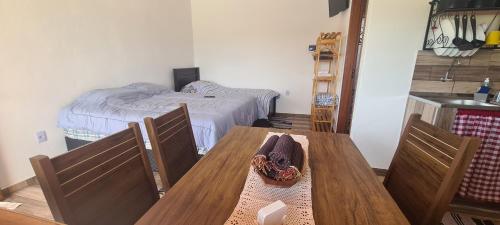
[
  {"xmin": 180, "ymin": 80, "xmax": 222, "ymax": 94},
  {"xmin": 123, "ymin": 82, "xmax": 172, "ymax": 95},
  {"xmin": 180, "ymin": 83, "xmax": 197, "ymax": 93}
]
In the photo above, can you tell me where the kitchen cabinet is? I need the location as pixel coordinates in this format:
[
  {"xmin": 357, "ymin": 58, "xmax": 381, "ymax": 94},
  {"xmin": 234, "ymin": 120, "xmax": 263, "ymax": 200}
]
[{"xmin": 403, "ymin": 96, "xmax": 457, "ymax": 131}]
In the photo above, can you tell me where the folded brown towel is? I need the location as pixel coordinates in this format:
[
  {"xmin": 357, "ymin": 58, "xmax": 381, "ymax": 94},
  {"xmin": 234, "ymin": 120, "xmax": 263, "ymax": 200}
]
[
  {"xmin": 269, "ymin": 135, "xmax": 295, "ymax": 170},
  {"xmin": 252, "ymin": 134, "xmax": 303, "ymax": 182},
  {"xmin": 291, "ymin": 142, "xmax": 304, "ymax": 172},
  {"xmin": 256, "ymin": 135, "xmax": 279, "ymax": 157},
  {"xmin": 251, "ymin": 135, "xmax": 279, "ymax": 173}
]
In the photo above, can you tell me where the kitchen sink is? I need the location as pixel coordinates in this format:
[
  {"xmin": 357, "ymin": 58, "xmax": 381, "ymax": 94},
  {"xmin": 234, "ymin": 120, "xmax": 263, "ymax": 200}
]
[
  {"xmin": 426, "ymin": 98, "xmax": 499, "ymax": 108},
  {"xmin": 410, "ymin": 92, "xmax": 500, "ymax": 110}
]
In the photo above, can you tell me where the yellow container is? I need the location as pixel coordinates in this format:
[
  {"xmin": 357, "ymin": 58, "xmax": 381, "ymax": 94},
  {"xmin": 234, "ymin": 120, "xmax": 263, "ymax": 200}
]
[{"xmin": 486, "ymin": 31, "xmax": 500, "ymax": 46}]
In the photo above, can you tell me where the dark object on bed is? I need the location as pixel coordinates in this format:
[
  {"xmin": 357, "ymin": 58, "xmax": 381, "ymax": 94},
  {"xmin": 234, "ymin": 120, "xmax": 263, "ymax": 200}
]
[
  {"xmin": 65, "ymin": 136, "xmax": 159, "ymax": 171},
  {"xmin": 172, "ymin": 67, "xmax": 277, "ymax": 117},
  {"xmin": 173, "ymin": 67, "xmax": 200, "ymax": 92}
]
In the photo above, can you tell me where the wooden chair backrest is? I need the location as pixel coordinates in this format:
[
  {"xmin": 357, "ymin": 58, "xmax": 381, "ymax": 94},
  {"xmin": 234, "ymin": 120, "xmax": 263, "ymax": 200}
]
[
  {"xmin": 30, "ymin": 123, "xmax": 159, "ymax": 225},
  {"xmin": 384, "ymin": 114, "xmax": 480, "ymax": 225},
  {"xmin": 144, "ymin": 103, "xmax": 198, "ymax": 191}
]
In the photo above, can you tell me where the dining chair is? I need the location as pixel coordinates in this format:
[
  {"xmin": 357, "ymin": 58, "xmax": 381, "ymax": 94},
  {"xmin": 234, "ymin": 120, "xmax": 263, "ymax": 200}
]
[
  {"xmin": 144, "ymin": 103, "xmax": 199, "ymax": 191},
  {"xmin": 384, "ymin": 114, "xmax": 480, "ymax": 225},
  {"xmin": 30, "ymin": 123, "xmax": 159, "ymax": 225}
]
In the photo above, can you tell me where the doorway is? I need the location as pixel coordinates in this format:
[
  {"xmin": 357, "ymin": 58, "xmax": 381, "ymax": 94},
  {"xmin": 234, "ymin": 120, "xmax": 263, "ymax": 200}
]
[{"xmin": 337, "ymin": 0, "xmax": 368, "ymax": 134}]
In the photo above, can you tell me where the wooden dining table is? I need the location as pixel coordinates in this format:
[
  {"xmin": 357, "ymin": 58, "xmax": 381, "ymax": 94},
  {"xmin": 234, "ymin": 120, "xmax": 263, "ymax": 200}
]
[{"xmin": 136, "ymin": 126, "xmax": 410, "ymax": 225}]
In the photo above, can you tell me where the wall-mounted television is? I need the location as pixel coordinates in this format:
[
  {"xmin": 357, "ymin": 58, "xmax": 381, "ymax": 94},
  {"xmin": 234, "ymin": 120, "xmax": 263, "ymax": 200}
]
[
  {"xmin": 436, "ymin": 0, "xmax": 500, "ymax": 12},
  {"xmin": 329, "ymin": 0, "xmax": 350, "ymax": 17}
]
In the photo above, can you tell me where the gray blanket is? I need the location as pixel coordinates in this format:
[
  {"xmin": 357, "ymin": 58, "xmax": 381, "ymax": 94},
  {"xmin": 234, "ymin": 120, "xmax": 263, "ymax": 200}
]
[
  {"xmin": 181, "ymin": 81, "xmax": 279, "ymax": 119},
  {"xmin": 58, "ymin": 83, "xmax": 258, "ymax": 152}
]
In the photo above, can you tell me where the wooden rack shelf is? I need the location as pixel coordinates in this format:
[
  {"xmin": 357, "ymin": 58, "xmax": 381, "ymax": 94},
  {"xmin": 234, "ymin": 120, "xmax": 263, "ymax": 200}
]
[
  {"xmin": 313, "ymin": 121, "xmax": 335, "ymax": 132},
  {"xmin": 312, "ymin": 51, "xmax": 337, "ymax": 61},
  {"xmin": 310, "ymin": 32, "xmax": 341, "ymax": 132},
  {"xmin": 312, "ymin": 104, "xmax": 335, "ymax": 109},
  {"xmin": 313, "ymin": 76, "xmax": 335, "ymax": 81}
]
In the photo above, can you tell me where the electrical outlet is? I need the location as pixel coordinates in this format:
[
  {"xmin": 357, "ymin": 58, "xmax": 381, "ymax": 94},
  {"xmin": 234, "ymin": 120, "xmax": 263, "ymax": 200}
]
[
  {"xmin": 285, "ymin": 90, "xmax": 290, "ymax": 96},
  {"xmin": 36, "ymin": 131, "xmax": 48, "ymax": 143}
]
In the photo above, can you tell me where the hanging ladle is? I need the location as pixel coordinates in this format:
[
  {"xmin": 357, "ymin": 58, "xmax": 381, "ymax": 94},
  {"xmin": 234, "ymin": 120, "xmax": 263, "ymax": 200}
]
[
  {"xmin": 470, "ymin": 14, "xmax": 485, "ymax": 48},
  {"xmin": 462, "ymin": 14, "xmax": 474, "ymax": 50},
  {"xmin": 452, "ymin": 14, "xmax": 473, "ymax": 51}
]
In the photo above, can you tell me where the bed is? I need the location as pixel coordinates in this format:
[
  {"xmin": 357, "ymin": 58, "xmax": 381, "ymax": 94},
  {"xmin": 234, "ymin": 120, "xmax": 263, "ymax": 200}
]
[
  {"xmin": 60, "ymin": 69, "xmax": 280, "ymax": 169},
  {"xmin": 173, "ymin": 67, "xmax": 279, "ymax": 119},
  {"xmin": 58, "ymin": 83, "xmax": 258, "ymax": 160}
]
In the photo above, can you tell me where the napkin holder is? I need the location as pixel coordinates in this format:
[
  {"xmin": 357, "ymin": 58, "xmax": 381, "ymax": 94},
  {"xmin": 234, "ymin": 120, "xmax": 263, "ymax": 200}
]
[{"xmin": 257, "ymin": 200, "xmax": 287, "ymax": 225}]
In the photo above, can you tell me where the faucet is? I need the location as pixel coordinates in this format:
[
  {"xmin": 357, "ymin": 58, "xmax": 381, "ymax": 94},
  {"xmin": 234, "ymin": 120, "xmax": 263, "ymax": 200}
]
[
  {"xmin": 441, "ymin": 58, "xmax": 460, "ymax": 82},
  {"xmin": 494, "ymin": 91, "xmax": 500, "ymax": 104}
]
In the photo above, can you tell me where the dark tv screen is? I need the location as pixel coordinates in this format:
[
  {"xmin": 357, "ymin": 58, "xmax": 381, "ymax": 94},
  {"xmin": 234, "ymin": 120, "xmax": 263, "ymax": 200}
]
[{"xmin": 329, "ymin": 0, "xmax": 349, "ymax": 17}]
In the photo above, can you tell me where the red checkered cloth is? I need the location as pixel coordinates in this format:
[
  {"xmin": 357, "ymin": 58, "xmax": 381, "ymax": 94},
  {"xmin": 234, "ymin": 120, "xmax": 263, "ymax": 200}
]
[{"xmin": 452, "ymin": 109, "xmax": 500, "ymax": 203}]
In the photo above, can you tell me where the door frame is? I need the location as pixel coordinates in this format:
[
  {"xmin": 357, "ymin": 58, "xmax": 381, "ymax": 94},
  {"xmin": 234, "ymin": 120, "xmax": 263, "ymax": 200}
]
[{"xmin": 337, "ymin": 0, "xmax": 368, "ymax": 134}]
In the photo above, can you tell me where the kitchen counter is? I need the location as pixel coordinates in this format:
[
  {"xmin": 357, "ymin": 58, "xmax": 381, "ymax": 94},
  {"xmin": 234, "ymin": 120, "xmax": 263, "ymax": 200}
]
[
  {"xmin": 409, "ymin": 92, "xmax": 500, "ymax": 111},
  {"xmin": 403, "ymin": 92, "xmax": 500, "ymax": 131}
]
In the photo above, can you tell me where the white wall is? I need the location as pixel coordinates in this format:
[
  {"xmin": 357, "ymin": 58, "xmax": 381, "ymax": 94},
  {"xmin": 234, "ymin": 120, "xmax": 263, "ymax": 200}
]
[
  {"xmin": 350, "ymin": 0, "xmax": 429, "ymax": 168},
  {"xmin": 0, "ymin": 0, "xmax": 194, "ymax": 188},
  {"xmin": 190, "ymin": 0, "xmax": 351, "ymax": 114}
]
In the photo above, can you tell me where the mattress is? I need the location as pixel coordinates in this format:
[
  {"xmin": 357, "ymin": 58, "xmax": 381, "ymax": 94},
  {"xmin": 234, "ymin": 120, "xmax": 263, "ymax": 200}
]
[
  {"xmin": 181, "ymin": 81, "xmax": 279, "ymax": 119},
  {"xmin": 63, "ymin": 128, "xmax": 211, "ymax": 154},
  {"xmin": 58, "ymin": 83, "xmax": 258, "ymax": 153}
]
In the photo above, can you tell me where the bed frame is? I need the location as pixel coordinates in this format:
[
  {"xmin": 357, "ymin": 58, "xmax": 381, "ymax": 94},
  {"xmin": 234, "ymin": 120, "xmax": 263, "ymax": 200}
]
[{"xmin": 173, "ymin": 67, "xmax": 277, "ymax": 117}]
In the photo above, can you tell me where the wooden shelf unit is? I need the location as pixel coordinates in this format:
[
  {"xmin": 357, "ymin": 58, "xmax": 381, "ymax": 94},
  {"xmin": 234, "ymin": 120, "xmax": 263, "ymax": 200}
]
[{"xmin": 310, "ymin": 32, "xmax": 341, "ymax": 132}]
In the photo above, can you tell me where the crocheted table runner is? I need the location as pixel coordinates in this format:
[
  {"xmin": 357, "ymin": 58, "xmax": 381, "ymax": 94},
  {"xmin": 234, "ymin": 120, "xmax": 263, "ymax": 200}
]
[{"xmin": 224, "ymin": 132, "xmax": 315, "ymax": 225}]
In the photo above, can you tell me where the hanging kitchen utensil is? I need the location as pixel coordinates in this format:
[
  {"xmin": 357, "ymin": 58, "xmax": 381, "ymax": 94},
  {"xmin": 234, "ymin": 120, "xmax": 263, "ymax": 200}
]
[
  {"xmin": 452, "ymin": 14, "xmax": 473, "ymax": 51},
  {"xmin": 450, "ymin": 16, "xmax": 463, "ymax": 57},
  {"xmin": 461, "ymin": 13, "xmax": 475, "ymax": 57},
  {"xmin": 468, "ymin": 23, "xmax": 487, "ymax": 56},
  {"xmin": 452, "ymin": 15, "xmax": 463, "ymax": 47},
  {"xmin": 448, "ymin": 14, "xmax": 462, "ymax": 57},
  {"xmin": 470, "ymin": 14, "xmax": 486, "ymax": 48},
  {"xmin": 461, "ymin": 14, "xmax": 474, "ymax": 50}
]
